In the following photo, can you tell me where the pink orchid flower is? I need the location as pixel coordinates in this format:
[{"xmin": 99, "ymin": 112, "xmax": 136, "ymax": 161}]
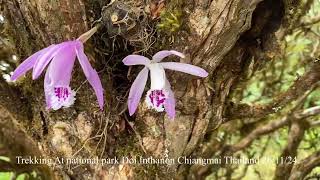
[
  {"xmin": 11, "ymin": 27, "xmax": 104, "ymax": 110},
  {"xmin": 123, "ymin": 50, "xmax": 208, "ymax": 119}
]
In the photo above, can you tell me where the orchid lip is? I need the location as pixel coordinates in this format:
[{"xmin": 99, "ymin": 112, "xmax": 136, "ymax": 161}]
[
  {"xmin": 145, "ymin": 89, "xmax": 168, "ymax": 112},
  {"xmin": 47, "ymin": 86, "xmax": 76, "ymax": 110}
]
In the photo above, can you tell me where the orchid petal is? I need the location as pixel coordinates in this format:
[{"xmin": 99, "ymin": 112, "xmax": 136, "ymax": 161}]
[
  {"xmin": 44, "ymin": 65, "xmax": 52, "ymax": 109},
  {"xmin": 128, "ymin": 67, "xmax": 149, "ymax": 116},
  {"xmin": 152, "ymin": 50, "xmax": 185, "ymax": 62},
  {"xmin": 47, "ymin": 43, "xmax": 76, "ymax": 86},
  {"xmin": 11, "ymin": 46, "xmax": 52, "ymax": 81},
  {"xmin": 160, "ymin": 62, "xmax": 208, "ymax": 77},
  {"xmin": 122, "ymin": 55, "xmax": 150, "ymax": 66},
  {"xmin": 164, "ymin": 79, "xmax": 176, "ymax": 119},
  {"xmin": 32, "ymin": 44, "xmax": 63, "ymax": 80},
  {"xmin": 75, "ymin": 42, "xmax": 104, "ymax": 110}
]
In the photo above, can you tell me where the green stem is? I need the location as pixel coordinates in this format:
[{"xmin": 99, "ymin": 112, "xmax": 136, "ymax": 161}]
[{"xmin": 77, "ymin": 23, "xmax": 101, "ymax": 43}]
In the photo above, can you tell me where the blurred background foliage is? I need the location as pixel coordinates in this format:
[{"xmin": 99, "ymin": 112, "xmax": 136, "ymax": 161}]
[{"xmin": 208, "ymin": 0, "xmax": 320, "ymax": 179}]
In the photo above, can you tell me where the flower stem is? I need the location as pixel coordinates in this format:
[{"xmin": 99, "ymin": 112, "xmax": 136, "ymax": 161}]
[{"xmin": 77, "ymin": 23, "xmax": 101, "ymax": 43}]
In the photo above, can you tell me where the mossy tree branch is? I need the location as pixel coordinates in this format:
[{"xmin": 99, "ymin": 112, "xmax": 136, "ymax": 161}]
[{"xmin": 225, "ymin": 61, "xmax": 320, "ymax": 121}]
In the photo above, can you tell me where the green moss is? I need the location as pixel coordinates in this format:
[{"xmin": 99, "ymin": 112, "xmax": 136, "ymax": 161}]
[
  {"xmin": 156, "ymin": 0, "xmax": 184, "ymax": 34},
  {"xmin": 157, "ymin": 10, "xmax": 182, "ymax": 33},
  {"xmin": 114, "ymin": 135, "xmax": 143, "ymax": 158},
  {"xmin": 134, "ymin": 164, "xmax": 162, "ymax": 179}
]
